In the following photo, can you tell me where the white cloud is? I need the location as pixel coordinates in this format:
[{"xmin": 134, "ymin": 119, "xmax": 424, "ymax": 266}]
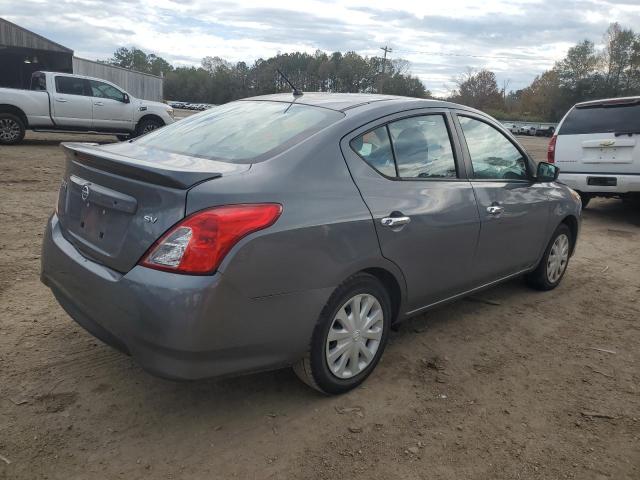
[{"xmin": 3, "ymin": 0, "xmax": 639, "ymax": 96}]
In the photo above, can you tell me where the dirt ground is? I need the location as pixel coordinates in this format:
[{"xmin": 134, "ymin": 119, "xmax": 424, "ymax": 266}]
[{"xmin": 1, "ymin": 133, "xmax": 639, "ymax": 480}]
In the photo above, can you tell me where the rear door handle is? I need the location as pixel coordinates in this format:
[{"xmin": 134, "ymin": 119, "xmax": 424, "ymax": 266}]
[
  {"xmin": 55, "ymin": 98, "xmax": 67, "ymax": 102},
  {"xmin": 381, "ymin": 216, "xmax": 411, "ymax": 227},
  {"xmin": 487, "ymin": 205, "xmax": 504, "ymax": 215},
  {"xmin": 94, "ymin": 102, "xmax": 104, "ymax": 106}
]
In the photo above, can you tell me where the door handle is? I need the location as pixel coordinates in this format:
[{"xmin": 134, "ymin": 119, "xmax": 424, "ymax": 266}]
[
  {"xmin": 487, "ymin": 205, "xmax": 504, "ymax": 215},
  {"xmin": 94, "ymin": 102, "xmax": 104, "ymax": 106},
  {"xmin": 381, "ymin": 216, "xmax": 411, "ymax": 227},
  {"xmin": 55, "ymin": 98, "xmax": 67, "ymax": 102}
]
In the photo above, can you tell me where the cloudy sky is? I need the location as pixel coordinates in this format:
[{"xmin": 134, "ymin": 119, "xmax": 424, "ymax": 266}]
[{"xmin": 3, "ymin": 0, "xmax": 640, "ymax": 95}]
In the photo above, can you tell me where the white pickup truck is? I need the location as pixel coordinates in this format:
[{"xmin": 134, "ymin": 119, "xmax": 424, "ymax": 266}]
[{"xmin": 0, "ymin": 71, "xmax": 174, "ymax": 145}]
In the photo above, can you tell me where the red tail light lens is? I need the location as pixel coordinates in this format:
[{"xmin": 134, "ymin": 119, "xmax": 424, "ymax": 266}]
[
  {"xmin": 547, "ymin": 135, "xmax": 557, "ymax": 163},
  {"xmin": 140, "ymin": 204, "xmax": 282, "ymax": 274}
]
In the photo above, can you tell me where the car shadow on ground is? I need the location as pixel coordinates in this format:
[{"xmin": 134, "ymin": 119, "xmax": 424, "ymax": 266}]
[
  {"xmin": 583, "ymin": 198, "xmax": 640, "ymax": 227},
  {"xmin": 65, "ymin": 277, "xmax": 533, "ymax": 408}
]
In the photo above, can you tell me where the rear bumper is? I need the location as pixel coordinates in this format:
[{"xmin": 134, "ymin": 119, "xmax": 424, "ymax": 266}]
[
  {"xmin": 41, "ymin": 214, "xmax": 331, "ymax": 380},
  {"xmin": 558, "ymin": 172, "xmax": 640, "ymax": 194}
]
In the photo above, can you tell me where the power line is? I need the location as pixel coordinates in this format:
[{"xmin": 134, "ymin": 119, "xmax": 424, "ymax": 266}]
[{"xmin": 393, "ymin": 48, "xmax": 554, "ymax": 62}]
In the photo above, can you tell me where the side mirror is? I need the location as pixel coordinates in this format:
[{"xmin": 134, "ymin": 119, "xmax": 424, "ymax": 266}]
[
  {"xmin": 537, "ymin": 162, "xmax": 559, "ymax": 182},
  {"xmin": 123, "ymin": 94, "xmax": 130, "ymax": 104}
]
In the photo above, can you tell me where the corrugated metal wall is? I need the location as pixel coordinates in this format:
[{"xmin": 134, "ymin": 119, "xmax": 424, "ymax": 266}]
[
  {"xmin": 72, "ymin": 57, "xmax": 164, "ymax": 102},
  {"xmin": 0, "ymin": 18, "xmax": 72, "ymax": 53}
]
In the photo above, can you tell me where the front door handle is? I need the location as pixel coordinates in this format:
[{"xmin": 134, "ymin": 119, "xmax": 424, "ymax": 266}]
[
  {"xmin": 55, "ymin": 98, "xmax": 67, "ymax": 102},
  {"xmin": 381, "ymin": 216, "xmax": 411, "ymax": 227},
  {"xmin": 487, "ymin": 205, "xmax": 504, "ymax": 215},
  {"xmin": 94, "ymin": 102, "xmax": 104, "ymax": 106}
]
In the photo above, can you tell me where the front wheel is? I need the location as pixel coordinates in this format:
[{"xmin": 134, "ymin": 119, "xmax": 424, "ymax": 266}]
[
  {"xmin": 135, "ymin": 118, "xmax": 163, "ymax": 137},
  {"xmin": 293, "ymin": 273, "xmax": 391, "ymax": 395},
  {"xmin": 526, "ymin": 224, "xmax": 572, "ymax": 291},
  {"xmin": 0, "ymin": 113, "xmax": 26, "ymax": 145}
]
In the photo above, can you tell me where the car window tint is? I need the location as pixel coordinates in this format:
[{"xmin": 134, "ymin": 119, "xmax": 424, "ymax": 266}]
[
  {"xmin": 55, "ymin": 76, "xmax": 87, "ymax": 96},
  {"xmin": 559, "ymin": 103, "xmax": 640, "ymax": 135},
  {"xmin": 459, "ymin": 116, "xmax": 528, "ymax": 180},
  {"xmin": 350, "ymin": 126, "xmax": 396, "ymax": 177},
  {"xmin": 136, "ymin": 100, "xmax": 344, "ymax": 163},
  {"xmin": 89, "ymin": 80, "xmax": 125, "ymax": 102},
  {"xmin": 388, "ymin": 115, "xmax": 457, "ymax": 179}
]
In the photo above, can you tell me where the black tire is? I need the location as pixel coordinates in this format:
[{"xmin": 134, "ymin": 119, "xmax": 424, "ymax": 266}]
[
  {"xmin": 0, "ymin": 113, "xmax": 26, "ymax": 145},
  {"xmin": 526, "ymin": 223, "xmax": 572, "ymax": 291},
  {"xmin": 293, "ymin": 273, "xmax": 392, "ymax": 395},
  {"xmin": 135, "ymin": 118, "xmax": 163, "ymax": 137},
  {"xmin": 578, "ymin": 192, "xmax": 592, "ymax": 209}
]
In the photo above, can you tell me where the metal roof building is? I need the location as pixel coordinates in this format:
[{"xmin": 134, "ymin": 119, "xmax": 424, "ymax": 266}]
[{"xmin": 0, "ymin": 18, "xmax": 163, "ymax": 101}]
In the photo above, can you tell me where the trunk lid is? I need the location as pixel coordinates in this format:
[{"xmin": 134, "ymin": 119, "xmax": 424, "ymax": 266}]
[{"xmin": 56, "ymin": 142, "xmax": 250, "ymax": 273}]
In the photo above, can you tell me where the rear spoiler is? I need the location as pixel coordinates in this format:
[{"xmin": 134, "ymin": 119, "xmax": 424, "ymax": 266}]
[
  {"xmin": 62, "ymin": 143, "xmax": 247, "ymax": 189},
  {"xmin": 575, "ymin": 97, "xmax": 640, "ymax": 109}
]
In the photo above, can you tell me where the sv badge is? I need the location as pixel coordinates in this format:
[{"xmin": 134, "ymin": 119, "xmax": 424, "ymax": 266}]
[{"xmin": 144, "ymin": 215, "xmax": 158, "ymax": 224}]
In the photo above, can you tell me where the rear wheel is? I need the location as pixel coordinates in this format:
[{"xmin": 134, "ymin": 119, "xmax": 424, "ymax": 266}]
[
  {"xmin": 293, "ymin": 273, "xmax": 391, "ymax": 395},
  {"xmin": 0, "ymin": 113, "xmax": 26, "ymax": 145},
  {"xmin": 578, "ymin": 192, "xmax": 592, "ymax": 209},
  {"xmin": 526, "ymin": 224, "xmax": 572, "ymax": 291}
]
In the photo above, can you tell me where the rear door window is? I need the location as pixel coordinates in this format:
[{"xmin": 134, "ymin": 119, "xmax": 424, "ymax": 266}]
[
  {"xmin": 560, "ymin": 102, "xmax": 640, "ymax": 135},
  {"xmin": 55, "ymin": 76, "xmax": 89, "ymax": 96},
  {"xmin": 31, "ymin": 73, "xmax": 47, "ymax": 91},
  {"xmin": 350, "ymin": 126, "xmax": 396, "ymax": 177},
  {"xmin": 136, "ymin": 100, "xmax": 344, "ymax": 163}
]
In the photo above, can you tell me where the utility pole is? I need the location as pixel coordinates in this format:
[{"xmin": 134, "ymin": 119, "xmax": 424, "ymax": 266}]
[
  {"xmin": 380, "ymin": 46, "xmax": 392, "ymax": 74},
  {"xmin": 502, "ymin": 79, "xmax": 511, "ymax": 102}
]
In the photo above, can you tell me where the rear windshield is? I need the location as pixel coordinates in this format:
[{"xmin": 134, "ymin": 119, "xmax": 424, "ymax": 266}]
[
  {"xmin": 136, "ymin": 100, "xmax": 344, "ymax": 163},
  {"xmin": 559, "ymin": 102, "xmax": 640, "ymax": 135}
]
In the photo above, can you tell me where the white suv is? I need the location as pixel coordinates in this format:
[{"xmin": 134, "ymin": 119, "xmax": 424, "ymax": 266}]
[{"xmin": 549, "ymin": 96, "xmax": 640, "ymax": 208}]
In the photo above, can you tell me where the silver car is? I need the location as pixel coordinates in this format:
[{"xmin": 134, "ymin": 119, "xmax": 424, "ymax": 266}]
[{"xmin": 41, "ymin": 93, "xmax": 581, "ymax": 394}]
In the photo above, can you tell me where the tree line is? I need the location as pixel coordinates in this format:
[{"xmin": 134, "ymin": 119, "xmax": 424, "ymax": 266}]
[
  {"xmin": 450, "ymin": 23, "xmax": 640, "ymax": 121},
  {"xmin": 104, "ymin": 48, "xmax": 430, "ymax": 103},
  {"xmin": 103, "ymin": 22, "xmax": 638, "ymax": 122}
]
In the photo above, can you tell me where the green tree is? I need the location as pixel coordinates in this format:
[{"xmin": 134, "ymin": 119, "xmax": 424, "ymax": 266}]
[{"xmin": 450, "ymin": 69, "xmax": 503, "ymax": 110}]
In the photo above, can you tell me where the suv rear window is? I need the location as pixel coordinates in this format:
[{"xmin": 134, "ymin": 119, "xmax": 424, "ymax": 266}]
[
  {"xmin": 136, "ymin": 100, "xmax": 344, "ymax": 163},
  {"xmin": 559, "ymin": 102, "xmax": 640, "ymax": 135}
]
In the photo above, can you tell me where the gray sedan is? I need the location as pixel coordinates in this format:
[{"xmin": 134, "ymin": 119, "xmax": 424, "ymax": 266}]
[{"xmin": 41, "ymin": 93, "xmax": 581, "ymax": 394}]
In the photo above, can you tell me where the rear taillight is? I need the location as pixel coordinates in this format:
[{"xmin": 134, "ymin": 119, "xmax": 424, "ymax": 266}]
[
  {"xmin": 547, "ymin": 135, "xmax": 557, "ymax": 163},
  {"xmin": 139, "ymin": 204, "xmax": 282, "ymax": 275}
]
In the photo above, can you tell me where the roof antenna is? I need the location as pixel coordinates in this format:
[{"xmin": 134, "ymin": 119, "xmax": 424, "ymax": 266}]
[{"xmin": 277, "ymin": 68, "xmax": 303, "ymax": 97}]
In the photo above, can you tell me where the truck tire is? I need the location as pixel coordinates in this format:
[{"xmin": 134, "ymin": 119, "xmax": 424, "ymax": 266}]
[
  {"xmin": 578, "ymin": 192, "xmax": 592, "ymax": 209},
  {"xmin": 0, "ymin": 113, "xmax": 26, "ymax": 145},
  {"xmin": 135, "ymin": 118, "xmax": 163, "ymax": 137}
]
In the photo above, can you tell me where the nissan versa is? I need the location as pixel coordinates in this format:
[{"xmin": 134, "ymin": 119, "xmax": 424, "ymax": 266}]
[{"xmin": 41, "ymin": 93, "xmax": 581, "ymax": 394}]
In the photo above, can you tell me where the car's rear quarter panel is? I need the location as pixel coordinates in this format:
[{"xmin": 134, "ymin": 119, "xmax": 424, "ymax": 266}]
[{"xmin": 185, "ymin": 123, "xmax": 401, "ymax": 301}]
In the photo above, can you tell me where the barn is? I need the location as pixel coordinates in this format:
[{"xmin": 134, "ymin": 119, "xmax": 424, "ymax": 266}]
[{"xmin": 0, "ymin": 18, "xmax": 163, "ymax": 101}]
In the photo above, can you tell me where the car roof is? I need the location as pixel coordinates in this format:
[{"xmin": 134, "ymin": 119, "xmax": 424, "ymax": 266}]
[
  {"xmin": 241, "ymin": 92, "xmax": 471, "ymax": 113},
  {"xmin": 37, "ymin": 70, "xmax": 121, "ymax": 86}
]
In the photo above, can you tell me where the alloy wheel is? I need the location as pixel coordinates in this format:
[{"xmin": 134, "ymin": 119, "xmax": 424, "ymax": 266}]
[{"xmin": 0, "ymin": 118, "xmax": 21, "ymax": 142}]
